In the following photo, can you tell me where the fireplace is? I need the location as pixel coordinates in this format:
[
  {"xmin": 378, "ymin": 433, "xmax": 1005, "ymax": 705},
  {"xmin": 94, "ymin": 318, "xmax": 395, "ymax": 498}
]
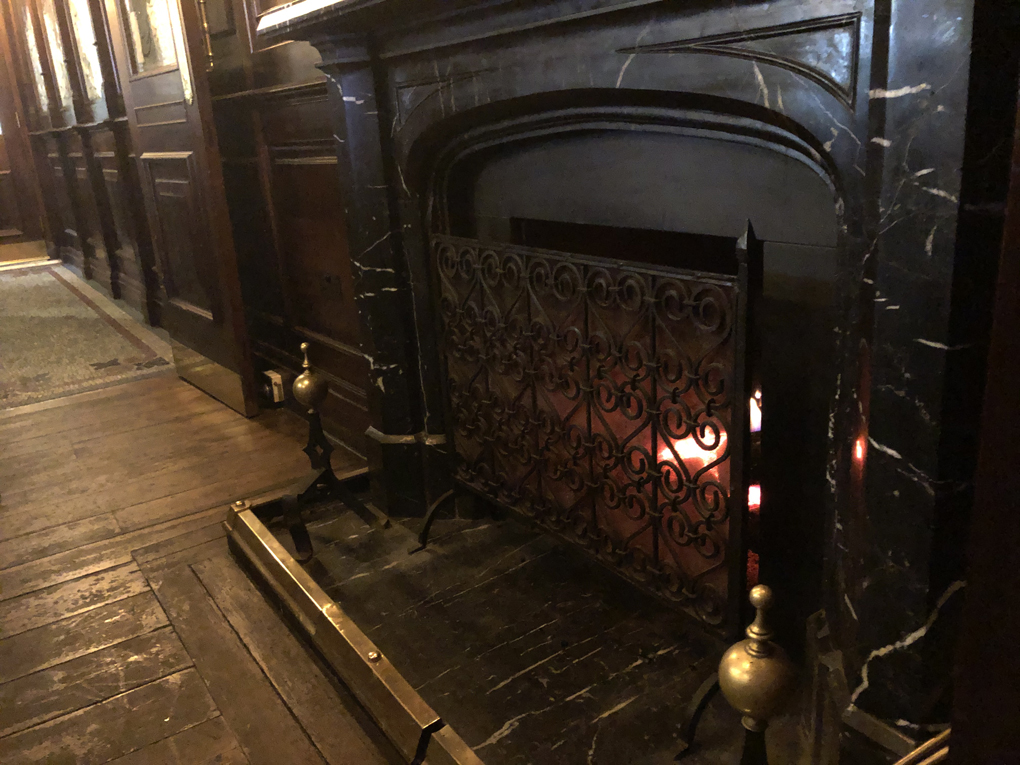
[{"xmin": 240, "ymin": 1, "xmax": 1018, "ymax": 762}]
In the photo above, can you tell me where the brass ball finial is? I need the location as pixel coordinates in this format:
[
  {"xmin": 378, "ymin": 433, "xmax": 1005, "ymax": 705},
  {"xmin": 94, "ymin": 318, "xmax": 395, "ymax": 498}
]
[
  {"xmin": 718, "ymin": 585, "xmax": 797, "ymax": 732},
  {"xmin": 292, "ymin": 342, "xmax": 329, "ymax": 410},
  {"xmin": 746, "ymin": 584, "xmax": 776, "ymax": 651}
]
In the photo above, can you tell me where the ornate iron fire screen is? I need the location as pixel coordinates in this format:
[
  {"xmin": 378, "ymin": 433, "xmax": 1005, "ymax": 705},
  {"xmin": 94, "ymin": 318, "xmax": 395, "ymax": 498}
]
[{"xmin": 432, "ymin": 234, "xmax": 751, "ymax": 632}]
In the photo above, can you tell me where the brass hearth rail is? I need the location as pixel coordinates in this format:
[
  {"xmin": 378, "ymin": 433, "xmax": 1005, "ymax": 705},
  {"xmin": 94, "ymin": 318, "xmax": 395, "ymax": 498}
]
[
  {"xmin": 224, "ymin": 499, "xmax": 483, "ymax": 765},
  {"xmin": 892, "ymin": 729, "xmax": 951, "ymax": 765}
]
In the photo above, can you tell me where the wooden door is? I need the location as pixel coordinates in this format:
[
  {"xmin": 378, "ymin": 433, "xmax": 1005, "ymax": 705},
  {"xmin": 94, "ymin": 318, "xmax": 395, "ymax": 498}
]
[
  {"xmin": 104, "ymin": 0, "xmax": 257, "ymax": 415},
  {"xmin": 0, "ymin": 6, "xmax": 45, "ymax": 244}
]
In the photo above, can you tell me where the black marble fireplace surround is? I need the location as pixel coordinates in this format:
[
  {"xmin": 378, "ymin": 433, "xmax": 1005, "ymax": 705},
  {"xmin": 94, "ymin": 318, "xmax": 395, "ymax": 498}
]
[{"xmin": 255, "ymin": 0, "xmax": 1019, "ymax": 761}]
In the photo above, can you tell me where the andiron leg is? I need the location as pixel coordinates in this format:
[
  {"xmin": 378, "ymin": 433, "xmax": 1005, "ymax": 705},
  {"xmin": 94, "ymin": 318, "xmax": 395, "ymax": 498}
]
[
  {"xmin": 675, "ymin": 672, "xmax": 721, "ymax": 760},
  {"xmin": 739, "ymin": 725, "xmax": 768, "ymax": 765},
  {"xmin": 410, "ymin": 489, "xmax": 457, "ymax": 553}
]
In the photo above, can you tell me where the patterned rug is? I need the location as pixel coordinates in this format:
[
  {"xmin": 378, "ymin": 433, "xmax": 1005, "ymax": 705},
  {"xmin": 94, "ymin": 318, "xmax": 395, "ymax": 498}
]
[{"xmin": 0, "ymin": 265, "xmax": 173, "ymax": 409}]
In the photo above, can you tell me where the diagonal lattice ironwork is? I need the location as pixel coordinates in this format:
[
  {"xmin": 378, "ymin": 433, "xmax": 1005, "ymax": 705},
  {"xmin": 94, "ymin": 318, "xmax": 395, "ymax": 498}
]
[{"xmin": 433, "ymin": 234, "xmax": 748, "ymax": 629}]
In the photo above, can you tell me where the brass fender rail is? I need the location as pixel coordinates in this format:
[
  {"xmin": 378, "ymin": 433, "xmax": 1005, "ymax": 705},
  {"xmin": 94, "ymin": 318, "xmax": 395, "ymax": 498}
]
[
  {"xmin": 893, "ymin": 728, "xmax": 951, "ymax": 765},
  {"xmin": 224, "ymin": 499, "xmax": 483, "ymax": 765}
]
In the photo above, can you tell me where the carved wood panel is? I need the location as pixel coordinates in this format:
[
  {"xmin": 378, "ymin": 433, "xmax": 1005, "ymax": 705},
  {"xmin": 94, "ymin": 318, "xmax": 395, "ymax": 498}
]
[{"xmin": 139, "ymin": 151, "xmax": 214, "ymax": 318}]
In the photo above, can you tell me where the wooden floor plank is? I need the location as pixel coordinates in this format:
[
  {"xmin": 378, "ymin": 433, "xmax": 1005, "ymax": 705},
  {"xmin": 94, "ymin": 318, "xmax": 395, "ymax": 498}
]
[
  {"xmin": 85, "ymin": 434, "xmax": 307, "ymax": 520},
  {"xmin": 149, "ymin": 563, "xmax": 327, "ymax": 765},
  {"xmin": 137, "ymin": 538, "xmax": 232, "ymax": 580},
  {"xmin": 0, "ymin": 626, "xmax": 192, "ymax": 737},
  {"xmin": 0, "ymin": 590, "xmax": 168, "ymax": 683},
  {"xmin": 0, "ymin": 514, "xmax": 121, "ymax": 570},
  {"xmin": 69, "ymin": 405, "xmax": 246, "ymax": 463},
  {"xmin": 113, "ymin": 470, "xmax": 305, "ymax": 534},
  {"xmin": 0, "ymin": 443, "xmax": 78, "ymax": 488},
  {"xmin": 193, "ymin": 555, "xmax": 402, "ymax": 765},
  {"xmin": 0, "ymin": 668, "xmax": 218, "ymax": 765},
  {"xmin": 0, "ymin": 375, "xmax": 190, "ymax": 425},
  {"xmin": 0, "ymin": 399, "xmax": 221, "ymax": 461},
  {"xmin": 0, "ymin": 377, "xmax": 215, "ymax": 441},
  {"xmin": 0, "ymin": 563, "xmax": 149, "ymax": 638},
  {"xmin": 4, "ymin": 418, "xmax": 298, "ymax": 505},
  {"xmin": 0, "ymin": 487, "xmax": 103, "ymax": 538},
  {"xmin": 0, "ymin": 447, "xmax": 304, "ymax": 540},
  {"xmin": 104, "ymin": 716, "xmax": 249, "ymax": 765},
  {"xmin": 0, "ymin": 506, "xmax": 224, "ymax": 602},
  {"xmin": 131, "ymin": 523, "xmax": 226, "ymax": 565},
  {"xmin": 122, "ymin": 477, "xmax": 273, "ymax": 533}
]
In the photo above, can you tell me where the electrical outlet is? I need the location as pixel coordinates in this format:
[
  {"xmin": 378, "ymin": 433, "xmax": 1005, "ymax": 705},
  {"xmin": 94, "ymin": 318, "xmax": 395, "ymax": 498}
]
[{"xmin": 263, "ymin": 370, "xmax": 286, "ymax": 403}]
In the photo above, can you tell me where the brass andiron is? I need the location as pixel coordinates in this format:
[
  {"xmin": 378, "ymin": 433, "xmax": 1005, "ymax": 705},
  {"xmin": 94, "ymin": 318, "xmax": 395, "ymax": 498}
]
[
  {"xmin": 718, "ymin": 585, "xmax": 798, "ymax": 765},
  {"xmin": 281, "ymin": 343, "xmax": 386, "ymax": 561},
  {"xmin": 293, "ymin": 342, "xmax": 332, "ymax": 471}
]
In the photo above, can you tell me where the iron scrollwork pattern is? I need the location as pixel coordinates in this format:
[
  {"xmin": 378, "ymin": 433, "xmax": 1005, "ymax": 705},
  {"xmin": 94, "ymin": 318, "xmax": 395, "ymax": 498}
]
[{"xmin": 433, "ymin": 234, "xmax": 746, "ymax": 628}]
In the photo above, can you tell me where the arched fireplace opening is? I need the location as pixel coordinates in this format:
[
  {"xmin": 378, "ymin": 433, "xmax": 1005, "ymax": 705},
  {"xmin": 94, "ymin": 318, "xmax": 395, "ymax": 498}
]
[{"xmin": 424, "ymin": 112, "xmax": 842, "ymax": 646}]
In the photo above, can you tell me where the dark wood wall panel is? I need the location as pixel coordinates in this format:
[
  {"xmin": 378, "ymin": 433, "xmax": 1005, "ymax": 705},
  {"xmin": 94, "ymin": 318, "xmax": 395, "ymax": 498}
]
[
  {"xmin": 222, "ymin": 157, "xmax": 284, "ymax": 315},
  {"xmin": 28, "ymin": 133, "xmax": 62, "ymax": 257},
  {"xmin": 0, "ymin": 138, "xmax": 23, "ymax": 234},
  {"xmin": 44, "ymin": 136, "xmax": 82, "ymax": 266},
  {"xmin": 140, "ymin": 152, "xmax": 215, "ymax": 320},
  {"xmin": 0, "ymin": 175, "xmax": 21, "ymax": 234},
  {"xmin": 94, "ymin": 125, "xmax": 154, "ymax": 317},
  {"xmin": 270, "ymin": 157, "xmax": 357, "ymax": 342},
  {"xmin": 66, "ymin": 131, "xmax": 110, "ymax": 284},
  {"xmin": 0, "ymin": 0, "xmax": 44, "ymax": 242},
  {"xmin": 210, "ymin": 4, "xmax": 371, "ymax": 453}
]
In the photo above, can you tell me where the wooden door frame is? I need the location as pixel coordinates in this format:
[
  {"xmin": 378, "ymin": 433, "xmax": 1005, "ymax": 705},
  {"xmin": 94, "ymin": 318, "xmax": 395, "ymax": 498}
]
[{"xmin": 0, "ymin": 0, "xmax": 47, "ymax": 243}]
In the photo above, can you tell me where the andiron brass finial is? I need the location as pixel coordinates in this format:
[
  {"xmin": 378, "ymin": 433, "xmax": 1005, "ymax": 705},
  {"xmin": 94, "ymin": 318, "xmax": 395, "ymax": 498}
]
[
  {"xmin": 293, "ymin": 342, "xmax": 329, "ymax": 413},
  {"xmin": 718, "ymin": 585, "xmax": 797, "ymax": 765}
]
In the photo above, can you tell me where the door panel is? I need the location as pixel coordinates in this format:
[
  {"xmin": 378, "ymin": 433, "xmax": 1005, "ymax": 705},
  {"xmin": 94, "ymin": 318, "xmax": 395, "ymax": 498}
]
[
  {"xmin": 140, "ymin": 151, "xmax": 214, "ymax": 315},
  {"xmin": 105, "ymin": 0, "xmax": 256, "ymax": 414}
]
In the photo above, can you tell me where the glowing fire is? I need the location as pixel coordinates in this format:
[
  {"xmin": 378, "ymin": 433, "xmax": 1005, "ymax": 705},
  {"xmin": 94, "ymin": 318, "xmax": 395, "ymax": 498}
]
[
  {"xmin": 657, "ymin": 393, "xmax": 762, "ymax": 510},
  {"xmin": 855, "ymin": 437, "xmax": 866, "ymax": 462},
  {"xmin": 658, "ymin": 429, "xmax": 727, "ymax": 467},
  {"xmin": 748, "ymin": 484, "xmax": 761, "ymax": 510}
]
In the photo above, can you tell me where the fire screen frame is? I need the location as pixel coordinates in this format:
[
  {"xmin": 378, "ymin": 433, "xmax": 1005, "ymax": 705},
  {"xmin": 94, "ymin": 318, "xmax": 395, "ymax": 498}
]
[{"xmin": 431, "ymin": 232, "xmax": 755, "ymax": 636}]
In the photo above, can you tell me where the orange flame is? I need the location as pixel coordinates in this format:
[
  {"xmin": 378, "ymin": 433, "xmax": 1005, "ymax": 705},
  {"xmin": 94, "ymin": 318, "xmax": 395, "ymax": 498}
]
[
  {"xmin": 748, "ymin": 484, "xmax": 761, "ymax": 510},
  {"xmin": 658, "ymin": 430, "xmax": 727, "ymax": 468}
]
